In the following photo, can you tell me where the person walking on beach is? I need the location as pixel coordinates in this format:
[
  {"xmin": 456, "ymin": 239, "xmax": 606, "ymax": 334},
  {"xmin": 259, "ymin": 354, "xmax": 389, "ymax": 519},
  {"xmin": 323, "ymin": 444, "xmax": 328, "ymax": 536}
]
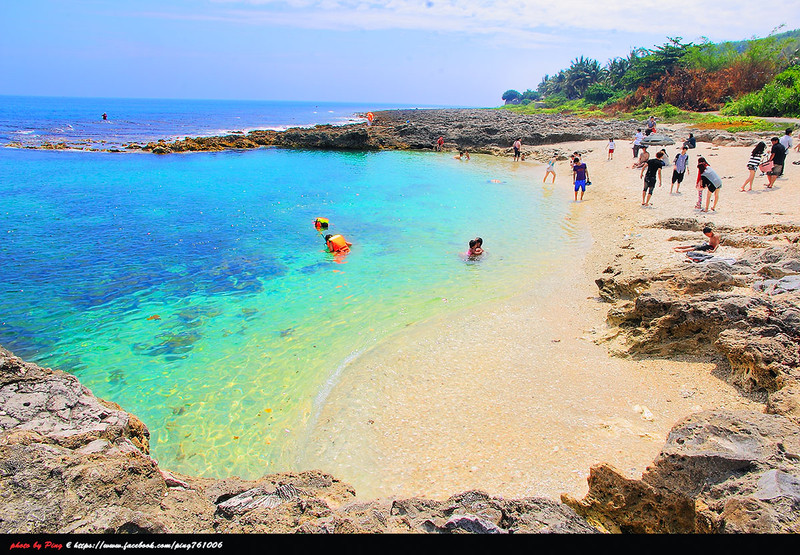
[
  {"xmin": 607, "ymin": 138, "xmax": 615, "ymax": 160},
  {"xmin": 640, "ymin": 150, "xmax": 665, "ymax": 206},
  {"xmin": 543, "ymin": 156, "xmax": 556, "ymax": 183},
  {"xmin": 632, "ymin": 129, "xmax": 644, "ymax": 158},
  {"xmin": 671, "ymin": 146, "xmax": 689, "ymax": 194},
  {"xmin": 741, "ymin": 142, "xmax": 766, "ymax": 192},
  {"xmin": 766, "ymin": 137, "xmax": 786, "ymax": 188},
  {"xmin": 572, "ymin": 157, "xmax": 588, "ymax": 202},
  {"xmin": 697, "ymin": 157, "xmax": 723, "ymax": 212},
  {"xmin": 513, "ymin": 139, "xmax": 522, "ymax": 161}
]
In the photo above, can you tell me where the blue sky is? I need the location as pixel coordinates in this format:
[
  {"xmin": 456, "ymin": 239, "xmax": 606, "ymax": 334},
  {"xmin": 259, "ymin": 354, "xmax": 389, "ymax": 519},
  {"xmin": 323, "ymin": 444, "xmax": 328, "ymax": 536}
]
[{"xmin": 1, "ymin": 0, "xmax": 798, "ymax": 106}]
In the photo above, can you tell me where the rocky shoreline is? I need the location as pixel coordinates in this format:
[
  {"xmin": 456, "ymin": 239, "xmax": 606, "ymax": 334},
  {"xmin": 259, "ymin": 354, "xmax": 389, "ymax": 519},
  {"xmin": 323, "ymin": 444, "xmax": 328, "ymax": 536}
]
[
  {"xmin": 6, "ymin": 108, "xmax": 780, "ymax": 157},
  {"xmin": 3, "ymin": 225, "xmax": 799, "ymax": 533}
]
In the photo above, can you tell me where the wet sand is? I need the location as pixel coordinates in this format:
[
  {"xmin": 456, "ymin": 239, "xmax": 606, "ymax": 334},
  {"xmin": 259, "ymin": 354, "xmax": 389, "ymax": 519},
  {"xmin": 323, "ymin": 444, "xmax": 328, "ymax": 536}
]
[{"xmin": 298, "ymin": 137, "xmax": 797, "ymax": 501}]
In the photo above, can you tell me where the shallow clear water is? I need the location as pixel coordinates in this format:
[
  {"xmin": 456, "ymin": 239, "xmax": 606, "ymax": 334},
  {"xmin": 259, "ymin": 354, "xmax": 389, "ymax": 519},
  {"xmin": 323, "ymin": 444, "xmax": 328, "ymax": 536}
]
[{"xmin": 0, "ymin": 145, "xmax": 570, "ymax": 477}]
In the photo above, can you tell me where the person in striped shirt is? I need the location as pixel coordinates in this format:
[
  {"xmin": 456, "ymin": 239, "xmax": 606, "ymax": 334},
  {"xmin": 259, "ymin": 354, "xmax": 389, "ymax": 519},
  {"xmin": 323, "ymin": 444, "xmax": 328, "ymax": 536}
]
[
  {"xmin": 671, "ymin": 146, "xmax": 689, "ymax": 194},
  {"xmin": 741, "ymin": 142, "xmax": 766, "ymax": 192}
]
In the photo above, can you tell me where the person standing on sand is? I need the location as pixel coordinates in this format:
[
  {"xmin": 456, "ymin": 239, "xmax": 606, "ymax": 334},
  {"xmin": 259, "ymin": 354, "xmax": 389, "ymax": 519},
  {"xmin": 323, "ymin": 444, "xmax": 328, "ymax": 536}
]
[
  {"xmin": 640, "ymin": 150, "xmax": 665, "ymax": 206},
  {"xmin": 779, "ymin": 128, "xmax": 792, "ymax": 174},
  {"xmin": 766, "ymin": 137, "xmax": 786, "ymax": 188},
  {"xmin": 543, "ymin": 156, "xmax": 556, "ymax": 183},
  {"xmin": 572, "ymin": 157, "xmax": 588, "ymax": 202},
  {"xmin": 697, "ymin": 157, "xmax": 723, "ymax": 212},
  {"xmin": 671, "ymin": 146, "xmax": 689, "ymax": 194},
  {"xmin": 632, "ymin": 129, "xmax": 644, "ymax": 158},
  {"xmin": 741, "ymin": 142, "xmax": 766, "ymax": 192},
  {"xmin": 607, "ymin": 138, "xmax": 615, "ymax": 160},
  {"xmin": 513, "ymin": 139, "xmax": 522, "ymax": 161},
  {"xmin": 780, "ymin": 128, "xmax": 793, "ymax": 153}
]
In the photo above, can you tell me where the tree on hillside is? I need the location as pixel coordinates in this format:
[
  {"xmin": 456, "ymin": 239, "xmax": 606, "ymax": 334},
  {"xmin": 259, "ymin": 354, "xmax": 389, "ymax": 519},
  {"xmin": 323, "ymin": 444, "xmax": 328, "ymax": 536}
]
[
  {"xmin": 605, "ymin": 53, "xmax": 637, "ymax": 89},
  {"xmin": 621, "ymin": 38, "xmax": 693, "ymax": 89},
  {"xmin": 521, "ymin": 89, "xmax": 541, "ymax": 101},
  {"xmin": 502, "ymin": 89, "xmax": 522, "ymax": 104},
  {"xmin": 537, "ymin": 71, "xmax": 566, "ymax": 97},
  {"xmin": 563, "ymin": 56, "xmax": 606, "ymax": 99}
]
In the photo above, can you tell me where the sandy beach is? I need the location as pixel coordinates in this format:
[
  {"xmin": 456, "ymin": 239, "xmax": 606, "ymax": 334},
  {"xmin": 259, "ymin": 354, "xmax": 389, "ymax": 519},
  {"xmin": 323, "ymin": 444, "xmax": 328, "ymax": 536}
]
[{"xmin": 299, "ymin": 133, "xmax": 798, "ymax": 501}]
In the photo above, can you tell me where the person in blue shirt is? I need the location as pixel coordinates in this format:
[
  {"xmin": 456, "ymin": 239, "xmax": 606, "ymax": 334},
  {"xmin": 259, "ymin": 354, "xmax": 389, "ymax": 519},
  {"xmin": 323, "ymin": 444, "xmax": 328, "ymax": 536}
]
[{"xmin": 572, "ymin": 157, "xmax": 589, "ymax": 202}]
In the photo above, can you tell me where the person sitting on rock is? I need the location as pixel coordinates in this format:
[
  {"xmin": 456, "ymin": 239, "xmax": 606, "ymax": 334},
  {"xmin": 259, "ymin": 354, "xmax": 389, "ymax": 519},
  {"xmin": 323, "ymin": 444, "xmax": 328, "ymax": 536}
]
[{"xmin": 672, "ymin": 227, "xmax": 720, "ymax": 254}]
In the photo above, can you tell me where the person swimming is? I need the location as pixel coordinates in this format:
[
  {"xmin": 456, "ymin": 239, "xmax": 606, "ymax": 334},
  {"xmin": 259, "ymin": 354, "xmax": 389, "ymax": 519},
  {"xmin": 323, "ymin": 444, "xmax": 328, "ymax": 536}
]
[
  {"xmin": 467, "ymin": 237, "xmax": 484, "ymax": 257},
  {"xmin": 325, "ymin": 233, "xmax": 352, "ymax": 253}
]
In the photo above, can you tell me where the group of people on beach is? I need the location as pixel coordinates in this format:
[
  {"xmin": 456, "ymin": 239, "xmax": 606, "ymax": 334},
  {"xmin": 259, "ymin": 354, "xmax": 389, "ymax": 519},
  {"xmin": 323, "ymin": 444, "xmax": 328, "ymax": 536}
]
[
  {"xmin": 428, "ymin": 120, "xmax": 797, "ymax": 264},
  {"xmin": 741, "ymin": 130, "xmax": 794, "ymax": 192},
  {"xmin": 626, "ymin": 121, "xmax": 796, "ymax": 213}
]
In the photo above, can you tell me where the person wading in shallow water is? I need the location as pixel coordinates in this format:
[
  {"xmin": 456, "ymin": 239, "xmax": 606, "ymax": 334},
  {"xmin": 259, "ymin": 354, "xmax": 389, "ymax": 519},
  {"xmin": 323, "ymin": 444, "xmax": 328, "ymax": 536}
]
[{"xmin": 572, "ymin": 157, "xmax": 588, "ymax": 202}]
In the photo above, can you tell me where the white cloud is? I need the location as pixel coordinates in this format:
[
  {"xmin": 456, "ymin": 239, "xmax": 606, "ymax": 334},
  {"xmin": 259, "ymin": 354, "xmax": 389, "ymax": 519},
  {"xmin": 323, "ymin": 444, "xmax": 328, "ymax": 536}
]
[{"xmin": 158, "ymin": 0, "xmax": 797, "ymax": 46}]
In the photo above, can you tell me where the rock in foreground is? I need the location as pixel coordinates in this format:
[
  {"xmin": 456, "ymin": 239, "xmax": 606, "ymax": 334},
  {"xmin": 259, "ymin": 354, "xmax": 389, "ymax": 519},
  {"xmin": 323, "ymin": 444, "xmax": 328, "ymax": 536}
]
[{"xmin": 0, "ymin": 346, "xmax": 594, "ymax": 534}]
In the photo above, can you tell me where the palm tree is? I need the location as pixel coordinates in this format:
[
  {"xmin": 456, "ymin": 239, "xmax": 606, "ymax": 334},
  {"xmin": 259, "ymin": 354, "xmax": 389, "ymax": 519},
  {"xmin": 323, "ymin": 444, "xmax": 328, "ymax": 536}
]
[{"xmin": 564, "ymin": 57, "xmax": 606, "ymax": 99}]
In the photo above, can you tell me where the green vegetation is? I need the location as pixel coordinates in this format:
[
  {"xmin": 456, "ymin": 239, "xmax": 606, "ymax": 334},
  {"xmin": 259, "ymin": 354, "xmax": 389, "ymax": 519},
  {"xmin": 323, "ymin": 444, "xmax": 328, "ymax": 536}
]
[
  {"xmin": 501, "ymin": 29, "xmax": 800, "ymax": 119},
  {"xmin": 721, "ymin": 66, "xmax": 800, "ymax": 117},
  {"xmin": 504, "ymin": 99, "xmax": 786, "ymax": 133}
]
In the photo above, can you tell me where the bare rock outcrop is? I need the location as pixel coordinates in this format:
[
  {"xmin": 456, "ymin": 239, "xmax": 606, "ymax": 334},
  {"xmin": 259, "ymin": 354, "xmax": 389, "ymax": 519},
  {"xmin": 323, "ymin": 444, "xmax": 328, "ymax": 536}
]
[
  {"xmin": 596, "ymin": 228, "xmax": 800, "ymax": 425},
  {"xmin": 130, "ymin": 109, "xmax": 642, "ymax": 155},
  {"xmin": 563, "ymin": 410, "xmax": 800, "ymax": 533}
]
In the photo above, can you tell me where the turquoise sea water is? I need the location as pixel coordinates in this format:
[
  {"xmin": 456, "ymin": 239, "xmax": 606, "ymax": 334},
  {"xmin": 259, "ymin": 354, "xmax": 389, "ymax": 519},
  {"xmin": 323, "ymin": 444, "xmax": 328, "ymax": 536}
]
[{"xmin": 1, "ymin": 100, "xmax": 574, "ymax": 478}]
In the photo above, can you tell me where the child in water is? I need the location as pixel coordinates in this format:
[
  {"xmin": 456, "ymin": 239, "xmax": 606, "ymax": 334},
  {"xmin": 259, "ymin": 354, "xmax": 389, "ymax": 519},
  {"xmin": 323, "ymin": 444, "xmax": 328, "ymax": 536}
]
[{"xmin": 467, "ymin": 237, "xmax": 484, "ymax": 257}]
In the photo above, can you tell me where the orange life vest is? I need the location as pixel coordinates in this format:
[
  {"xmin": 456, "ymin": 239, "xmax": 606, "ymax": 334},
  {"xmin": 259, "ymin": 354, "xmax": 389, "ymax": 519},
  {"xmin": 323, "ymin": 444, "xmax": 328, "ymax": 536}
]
[{"xmin": 327, "ymin": 234, "xmax": 350, "ymax": 252}]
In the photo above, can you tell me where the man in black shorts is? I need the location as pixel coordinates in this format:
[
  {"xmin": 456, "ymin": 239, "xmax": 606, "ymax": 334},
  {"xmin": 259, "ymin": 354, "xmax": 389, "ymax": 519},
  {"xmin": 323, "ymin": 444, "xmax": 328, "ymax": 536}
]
[
  {"xmin": 671, "ymin": 146, "xmax": 689, "ymax": 193},
  {"xmin": 673, "ymin": 227, "xmax": 721, "ymax": 253},
  {"xmin": 767, "ymin": 136, "xmax": 786, "ymax": 188},
  {"xmin": 640, "ymin": 150, "xmax": 665, "ymax": 206}
]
